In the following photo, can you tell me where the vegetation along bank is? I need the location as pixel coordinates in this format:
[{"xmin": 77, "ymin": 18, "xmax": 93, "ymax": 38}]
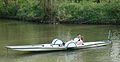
[{"xmin": 0, "ymin": 0, "xmax": 120, "ymax": 25}]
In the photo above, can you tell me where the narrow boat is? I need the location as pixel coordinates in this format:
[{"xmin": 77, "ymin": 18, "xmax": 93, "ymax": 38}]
[{"xmin": 5, "ymin": 39, "xmax": 111, "ymax": 51}]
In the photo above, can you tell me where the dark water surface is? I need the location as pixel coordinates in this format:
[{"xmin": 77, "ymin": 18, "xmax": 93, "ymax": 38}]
[{"xmin": 0, "ymin": 19, "xmax": 120, "ymax": 62}]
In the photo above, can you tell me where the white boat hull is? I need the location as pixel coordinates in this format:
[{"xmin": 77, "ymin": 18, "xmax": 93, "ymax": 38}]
[
  {"xmin": 12, "ymin": 47, "xmax": 66, "ymax": 51},
  {"xmin": 5, "ymin": 40, "xmax": 111, "ymax": 51}
]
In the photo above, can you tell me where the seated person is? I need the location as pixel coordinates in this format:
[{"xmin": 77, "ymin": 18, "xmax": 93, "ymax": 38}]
[{"xmin": 73, "ymin": 34, "xmax": 84, "ymax": 45}]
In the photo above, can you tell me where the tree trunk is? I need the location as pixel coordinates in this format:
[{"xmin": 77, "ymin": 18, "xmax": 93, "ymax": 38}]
[
  {"xmin": 74, "ymin": 0, "xmax": 78, "ymax": 3},
  {"xmin": 74, "ymin": 0, "xmax": 81, "ymax": 3},
  {"xmin": 47, "ymin": 0, "xmax": 52, "ymax": 21},
  {"xmin": 96, "ymin": 0, "xmax": 100, "ymax": 3},
  {"xmin": 108, "ymin": 0, "xmax": 111, "ymax": 3}
]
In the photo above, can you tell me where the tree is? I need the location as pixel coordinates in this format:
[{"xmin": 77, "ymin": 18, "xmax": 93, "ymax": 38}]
[
  {"xmin": 96, "ymin": 0, "xmax": 100, "ymax": 3},
  {"xmin": 109, "ymin": 0, "xmax": 111, "ymax": 3},
  {"xmin": 2, "ymin": 0, "xmax": 8, "ymax": 7}
]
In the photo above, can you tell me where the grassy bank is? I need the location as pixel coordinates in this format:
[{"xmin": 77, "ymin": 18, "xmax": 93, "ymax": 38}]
[{"xmin": 0, "ymin": 0, "xmax": 120, "ymax": 24}]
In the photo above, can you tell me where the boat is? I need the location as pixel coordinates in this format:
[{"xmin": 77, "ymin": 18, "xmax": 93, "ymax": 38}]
[{"xmin": 5, "ymin": 39, "xmax": 111, "ymax": 51}]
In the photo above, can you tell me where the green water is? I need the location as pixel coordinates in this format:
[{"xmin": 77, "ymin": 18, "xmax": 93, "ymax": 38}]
[{"xmin": 0, "ymin": 19, "xmax": 120, "ymax": 62}]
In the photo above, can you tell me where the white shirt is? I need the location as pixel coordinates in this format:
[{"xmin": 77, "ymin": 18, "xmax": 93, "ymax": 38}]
[{"xmin": 73, "ymin": 38, "xmax": 80, "ymax": 42}]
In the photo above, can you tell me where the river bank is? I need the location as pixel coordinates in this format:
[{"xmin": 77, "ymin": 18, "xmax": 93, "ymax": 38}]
[
  {"xmin": 0, "ymin": 0, "xmax": 120, "ymax": 25},
  {"xmin": 0, "ymin": 16, "xmax": 119, "ymax": 25}
]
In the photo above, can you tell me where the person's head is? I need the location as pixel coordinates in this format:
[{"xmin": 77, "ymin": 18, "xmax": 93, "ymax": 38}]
[{"xmin": 76, "ymin": 34, "xmax": 81, "ymax": 38}]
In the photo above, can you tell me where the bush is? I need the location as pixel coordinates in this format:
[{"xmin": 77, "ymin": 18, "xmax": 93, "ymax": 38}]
[
  {"xmin": 56, "ymin": 1, "xmax": 120, "ymax": 24},
  {"xmin": 16, "ymin": 0, "xmax": 45, "ymax": 19},
  {"xmin": 0, "ymin": 0, "xmax": 120, "ymax": 24}
]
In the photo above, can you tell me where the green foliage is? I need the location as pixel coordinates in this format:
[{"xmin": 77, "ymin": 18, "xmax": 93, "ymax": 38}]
[
  {"xmin": 16, "ymin": 0, "xmax": 45, "ymax": 19},
  {"xmin": 56, "ymin": 1, "xmax": 120, "ymax": 24},
  {"xmin": 0, "ymin": 0, "xmax": 45, "ymax": 19},
  {"xmin": 0, "ymin": 0, "xmax": 120, "ymax": 24},
  {"xmin": 104, "ymin": 2, "xmax": 120, "ymax": 24},
  {"xmin": 0, "ymin": 0, "xmax": 18, "ymax": 16}
]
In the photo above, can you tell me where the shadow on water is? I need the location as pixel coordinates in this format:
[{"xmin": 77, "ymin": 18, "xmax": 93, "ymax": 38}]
[
  {"xmin": 6, "ymin": 44, "xmax": 112, "ymax": 57},
  {"xmin": 3, "ymin": 45, "xmax": 112, "ymax": 62},
  {"xmin": 4, "ymin": 40, "xmax": 116, "ymax": 62}
]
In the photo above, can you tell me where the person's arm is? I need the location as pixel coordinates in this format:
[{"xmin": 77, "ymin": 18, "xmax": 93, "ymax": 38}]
[{"xmin": 81, "ymin": 36, "xmax": 84, "ymax": 41}]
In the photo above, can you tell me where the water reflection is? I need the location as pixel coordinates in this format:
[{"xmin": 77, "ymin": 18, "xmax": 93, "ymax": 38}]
[
  {"xmin": 110, "ymin": 27, "xmax": 120, "ymax": 62},
  {"xmin": 111, "ymin": 40, "xmax": 120, "ymax": 62},
  {"xmin": 0, "ymin": 20, "xmax": 120, "ymax": 62},
  {"xmin": 1, "ymin": 46, "xmax": 112, "ymax": 62}
]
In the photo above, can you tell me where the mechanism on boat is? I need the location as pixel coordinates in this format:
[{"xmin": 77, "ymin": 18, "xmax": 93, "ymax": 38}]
[
  {"xmin": 51, "ymin": 39, "xmax": 64, "ymax": 45},
  {"xmin": 51, "ymin": 39, "xmax": 78, "ymax": 48},
  {"xmin": 65, "ymin": 40, "xmax": 77, "ymax": 48}
]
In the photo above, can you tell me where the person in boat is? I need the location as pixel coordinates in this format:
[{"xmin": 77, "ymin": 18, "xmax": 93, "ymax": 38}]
[{"xmin": 73, "ymin": 34, "xmax": 84, "ymax": 45}]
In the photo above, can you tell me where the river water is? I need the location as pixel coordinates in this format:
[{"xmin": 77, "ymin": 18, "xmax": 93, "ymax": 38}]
[{"xmin": 0, "ymin": 19, "xmax": 120, "ymax": 62}]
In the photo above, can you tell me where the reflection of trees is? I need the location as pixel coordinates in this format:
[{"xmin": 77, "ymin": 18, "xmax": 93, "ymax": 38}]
[
  {"xmin": 2, "ymin": 22, "xmax": 120, "ymax": 46},
  {"xmin": 3, "ymin": 47, "xmax": 113, "ymax": 62},
  {"xmin": 56, "ymin": 52, "xmax": 83, "ymax": 62},
  {"xmin": 1, "ymin": 24, "xmax": 38, "ymax": 45},
  {"xmin": 108, "ymin": 26, "xmax": 120, "ymax": 62},
  {"xmin": 110, "ymin": 40, "xmax": 120, "ymax": 62},
  {"xmin": 57, "ymin": 30, "xmax": 72, "ymax": 42},
  {"xmin": 16, "ymin": 51, "xmax": 83, "ymax": 62},
  {"xmin": 108, "ymin": 26, "xmax": 120, "ymax": 40},
  {"xmin": 111, "ymin": 31, "xmax": 120, "ymax": 40}
]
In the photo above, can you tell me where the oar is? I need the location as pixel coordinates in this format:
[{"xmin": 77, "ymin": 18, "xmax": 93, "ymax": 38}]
[{"xmin": 108, "ymin": 30, "xmax": 112, "ymax": 40}]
